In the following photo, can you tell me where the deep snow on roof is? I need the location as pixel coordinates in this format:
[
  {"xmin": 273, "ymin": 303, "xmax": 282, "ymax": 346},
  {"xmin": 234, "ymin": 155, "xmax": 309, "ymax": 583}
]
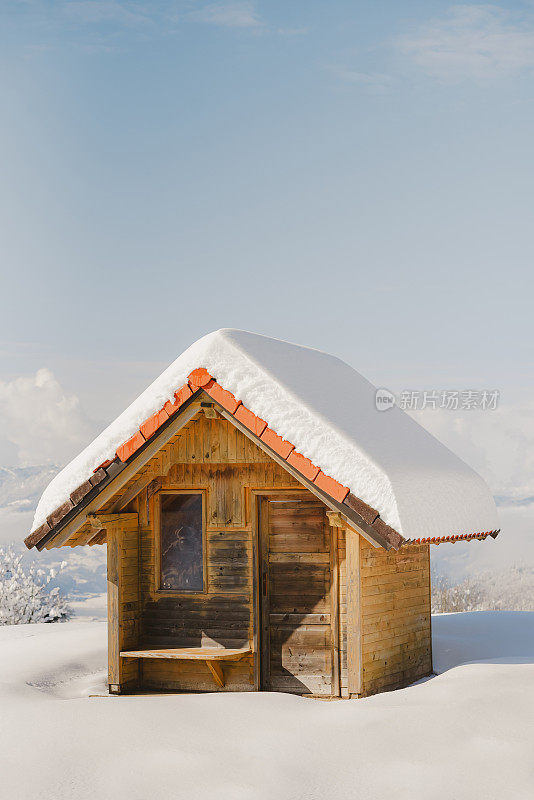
[{"xmin": 31, "ymin": 329, "xmax": 498, "ymax": 540}]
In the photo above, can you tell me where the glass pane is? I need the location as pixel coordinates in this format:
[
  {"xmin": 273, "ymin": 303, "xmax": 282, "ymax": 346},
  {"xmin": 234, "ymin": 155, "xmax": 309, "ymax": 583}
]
[{"xmin": 160, "ymin": 494, "xmax": 204, "ymax": 592}]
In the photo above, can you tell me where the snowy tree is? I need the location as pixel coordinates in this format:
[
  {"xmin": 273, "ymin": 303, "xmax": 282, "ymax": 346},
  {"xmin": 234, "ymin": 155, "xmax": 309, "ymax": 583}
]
[
  {"xmin": 431, "ymin": 573, "xmax": 485, "ymax": 613},
  {"xmin": 431, "ymin": 567, "xmax": 534, "ymax": 613},
  {"xmin": 0, "ymin": 547, "xmax": 71, "ymax": 624}
]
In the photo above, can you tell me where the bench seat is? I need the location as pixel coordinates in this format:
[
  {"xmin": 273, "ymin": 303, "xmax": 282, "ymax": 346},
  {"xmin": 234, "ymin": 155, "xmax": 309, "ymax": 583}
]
[{"xmin": 119, "ymin": 646, "xmax": 253, "ymax": 688}]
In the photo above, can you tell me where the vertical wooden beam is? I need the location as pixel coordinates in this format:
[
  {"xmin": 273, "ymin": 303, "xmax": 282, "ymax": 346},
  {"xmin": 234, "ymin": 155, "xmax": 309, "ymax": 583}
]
[
  {"xmin": 107, "ymin": 527, "xmax": 120, "ymax": 692},
  {"xmin": 259, "ymin": 498, "xmax": 270, "ymax": 691},
  {"xmin": 107, "ymin": 521, "xmax": 140, "ymax": 694},
  {"xmin": 426, "ymin": 543, "xmax": 433, "ymax": 674},
  {"xmin": 251, "ymin": 492, "xmax": 260, "ymax": 692},
  {"xmin": 346, "ymin": 529, "xmax": 362, "ymax": 697},
  {"xmin": 329, "ymin": 523, "xmax": 340, "ymax": 697}
]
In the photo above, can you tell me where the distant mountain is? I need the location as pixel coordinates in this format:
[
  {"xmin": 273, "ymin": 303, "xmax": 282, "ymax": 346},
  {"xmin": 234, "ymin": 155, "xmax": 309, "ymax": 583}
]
[
  {"xmin": 0, "ymin": 465, "xmax": 58, "ymax": 514},
  {"xmin": 0, "ymin": 464, "xmax": 107, "ymax": 600},
  {"xmin": 495, "ymin": 495, "xmax": 534, "ymax": 507}
]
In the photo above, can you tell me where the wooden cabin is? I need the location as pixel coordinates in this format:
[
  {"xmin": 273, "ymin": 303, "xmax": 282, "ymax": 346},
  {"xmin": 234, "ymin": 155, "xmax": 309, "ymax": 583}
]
[{"xmin": 26, "ymin": 330, "xmax": 499, "ymax": 698}]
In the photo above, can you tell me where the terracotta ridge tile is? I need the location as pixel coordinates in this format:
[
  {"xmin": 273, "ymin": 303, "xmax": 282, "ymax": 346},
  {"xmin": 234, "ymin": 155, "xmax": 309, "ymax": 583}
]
[
  {"xmin": 313, "ymin": 471, "xmax": 349, "ymax": 503},
  {"xmin": 188, "ymin": 368, "xmax": 214, "ymax": 390},
  {"xmin": 164, "ymin": 384, "xmax": 193, "ymax": 416},
  {"xmin": 205, "ymin": 382, "xmax": 241, "ymax": 414},
  {"xmin": 259, "ymin": 427, "xmax": 295, "ymax": 460},
  {"xmin": 234, "ymin": 405, "xmax": 267, "ymax": 438},
  {"xmin": 116, "ymin": 431, "xmax": 146, "ymax": 463},
  {"xmin": 140, "ymin": 407, "xmax": 169, "ymax": 440},
  {"xmin": 286, "ymin": 451, "xmax": 320, "ymax": 482}
]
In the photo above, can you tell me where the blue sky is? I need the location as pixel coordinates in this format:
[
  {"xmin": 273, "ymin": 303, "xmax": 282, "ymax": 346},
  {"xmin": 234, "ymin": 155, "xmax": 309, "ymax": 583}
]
[{"xmin": 0, "ymin": 1, "xmax": 533, "ymax": 492}]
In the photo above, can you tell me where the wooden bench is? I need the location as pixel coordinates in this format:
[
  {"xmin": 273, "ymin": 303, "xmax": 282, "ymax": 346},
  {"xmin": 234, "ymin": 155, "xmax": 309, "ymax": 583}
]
[{"xmin": 120, "ymin": 646, "xmax": 253, "ymax": 688}]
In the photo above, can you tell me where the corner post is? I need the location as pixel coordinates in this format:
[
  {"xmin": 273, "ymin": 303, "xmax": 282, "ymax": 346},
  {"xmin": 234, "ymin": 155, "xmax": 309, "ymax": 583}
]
[
  {"xmin": 327, "ymin": 512, "xmax": 363, "ymax": 698},
  {"xmin": 107, "ymin": 525, "xmax": 121, "ymax": 693},
  {"xmin": 102, "ymin": 513, "xmax": 139, "ymax": 694},
  {"xmin": 326, "ymin": 514, "xmax": 341, "ymax": 697},
  {"xmin": 346, "ymin": 528, "xmax": 362, "ymax": 697}
]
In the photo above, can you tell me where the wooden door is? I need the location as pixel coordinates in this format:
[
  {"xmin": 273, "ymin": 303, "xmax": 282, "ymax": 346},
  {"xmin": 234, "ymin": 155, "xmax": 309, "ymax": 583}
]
[{"xmin": 259, "ymin": 496, "xmax": 337, "ymax": 696}]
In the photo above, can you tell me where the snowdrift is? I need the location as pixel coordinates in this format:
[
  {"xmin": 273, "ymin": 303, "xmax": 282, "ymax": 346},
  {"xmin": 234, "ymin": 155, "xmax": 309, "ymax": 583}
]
[{"xmin": 0, "ymin": 610, "xmax": 532, "ymax": 800}]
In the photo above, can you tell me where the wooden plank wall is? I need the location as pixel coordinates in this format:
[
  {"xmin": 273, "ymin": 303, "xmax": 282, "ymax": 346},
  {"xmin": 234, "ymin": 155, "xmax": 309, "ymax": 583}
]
[
  {"xmin": 263, "ymin": 499, "xmax": 334, "ymax": 696},
  {"xmin": 139, "ymin": 510, "xmax": 255, "ymax": 691},
  {"xmin": 102, "ymin": 412, "xmax": 432, "ymax": 697},
  {"xmin": 336, "ymin": 528, "xmax": 349, "ymax": 697},
  {"xmin": 359, "ymin": 541, "xmax": 432, "ymax": 695},
  {"xmin": 130, "ymin": 415, "xmax": 301, "ymax": 692}
]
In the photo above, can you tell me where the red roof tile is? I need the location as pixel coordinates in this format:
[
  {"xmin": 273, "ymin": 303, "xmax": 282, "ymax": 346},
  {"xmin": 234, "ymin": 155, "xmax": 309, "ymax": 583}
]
[
  {"xmin": 260, "ymin": 427, "xmax": 295, "ymax": 459},
  {"xmin": 140, "ymin": 408, "xmax": 169, "ymax": 440},
  {"xmin": 287, "ymin": 451, "xmax": 320, "ymax": 481},
  {"xmin": 188, "ymin": 368, "xmax": 214, "ymax": 389},
  {"xmin": 205, "ymin": 382, "xmax": 241, "ymax": 414},
  {"xmin": 116, "ymin": 431, "xmax": 146, "ymax": 463},
  {"xmin": 164, "ymin": 384, "xmax": 193, "ymax": 416},
  {"xmin": 234, "ymin": 405, "xmax": 267, "ymax": 437},
  {"xmin": 314, "ymin": 471, "xmax": 349, "ymax": 503}
]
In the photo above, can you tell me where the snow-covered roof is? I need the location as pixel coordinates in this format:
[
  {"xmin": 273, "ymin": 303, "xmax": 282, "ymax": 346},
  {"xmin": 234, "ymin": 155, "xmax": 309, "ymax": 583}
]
[{"xmin": 28, "ymin": 329, "xmax": 499, "ymax": 548}]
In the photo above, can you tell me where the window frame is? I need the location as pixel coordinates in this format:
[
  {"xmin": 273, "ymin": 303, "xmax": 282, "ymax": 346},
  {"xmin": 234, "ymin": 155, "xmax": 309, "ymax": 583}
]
[{"xmin": 154, "ymin": 489, "xmax": 208, "ymax": 596}]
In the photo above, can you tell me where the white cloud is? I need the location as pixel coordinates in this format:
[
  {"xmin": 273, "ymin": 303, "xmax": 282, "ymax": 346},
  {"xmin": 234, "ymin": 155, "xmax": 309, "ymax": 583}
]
[
  {"xmin": 190, "ymin": 1, "xmax": 261, "ymax": 28},
  {"xmin": 0, "ymin": 369, "xmax": 94, "ymax": 468},
  {"xmin": 398, "ymin": 4, "xmax": 534, "ymax": 81}
]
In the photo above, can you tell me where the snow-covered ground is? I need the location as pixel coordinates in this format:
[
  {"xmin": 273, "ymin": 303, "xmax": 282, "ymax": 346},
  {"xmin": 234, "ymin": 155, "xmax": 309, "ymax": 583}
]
[{"xmin": 0, "ymin": 611, "xmax": 533, "ymax": 800}]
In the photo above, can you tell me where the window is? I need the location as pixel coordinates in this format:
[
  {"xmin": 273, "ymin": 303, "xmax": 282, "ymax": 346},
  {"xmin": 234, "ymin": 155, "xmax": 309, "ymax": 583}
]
[{"xmin": 159, "ymin": 493, "xmax": 204, "ymax": 592}]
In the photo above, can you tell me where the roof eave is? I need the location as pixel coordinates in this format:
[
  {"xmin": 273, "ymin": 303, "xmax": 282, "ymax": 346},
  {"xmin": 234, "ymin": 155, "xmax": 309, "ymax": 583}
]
[
  {"xmin": 406, "ymin": 529, "xmax": 501, "ymax": 546},
  {"xmin": 26, "ymin": 392, "xmax": 204, "ymax": 550}
]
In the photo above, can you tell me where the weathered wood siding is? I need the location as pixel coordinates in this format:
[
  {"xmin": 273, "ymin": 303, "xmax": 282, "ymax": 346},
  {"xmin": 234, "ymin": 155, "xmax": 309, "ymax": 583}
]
[
  {"xmin": 101, "ymin": 411, "xmax": 432, "ymax": 697},
  {"xmin": 337, "ymin": 527, "xmax": 349, "ymax": 697},
  {"xmin": 131, "ymin": 415, "xmax": 300, "ymax": 692},
  {"xmin": 261, "ymin": 498, "xmax": 334, "ymax": 695},
  {"xmin": 107, "ymin": 525, "xmax": 139, "ymax": 692},
  {"xmin": 359, "ymin": 540, "xmax": 432, "ymax": 695},
  {"xmin": 139, "ymin": 511, "xmax": 255, "ymax": 691}
]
